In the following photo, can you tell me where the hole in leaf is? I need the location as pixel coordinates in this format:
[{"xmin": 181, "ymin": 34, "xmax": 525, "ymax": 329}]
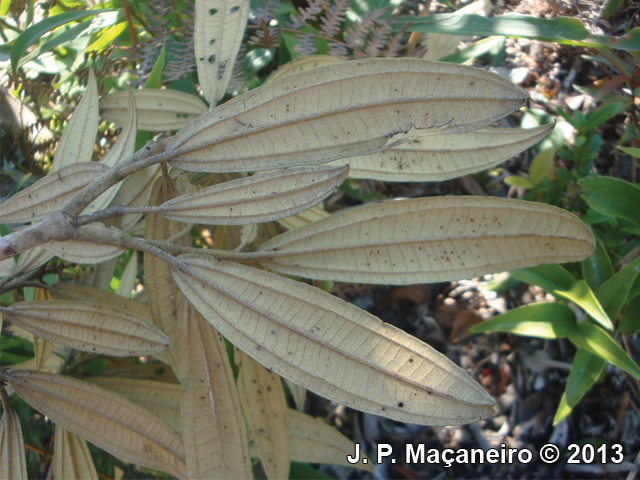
[
  {"xmin": 230, "ymin": 6, "xmax": 239, "ymax": 12},
  {"xmin": 210, "ymin": 39, "xmax": 216, "ymax": 45},
  {"xmin": 209, "ymin": 8, "xmax": 218, "ymax": 14},
  {"xmin": 208, "ymin": 54, "xmax": 216, "ymax": 64}
]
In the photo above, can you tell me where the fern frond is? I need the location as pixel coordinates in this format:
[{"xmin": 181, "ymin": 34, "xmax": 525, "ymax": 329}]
[
  {"xmin": 383, "ymin": 23, "xmax": 409, "ymax": 58},
  {"xmin": 319, "ymin": 0, "xmax": 350, "ymax": 38},
  {"xmin": 327, "ymin": 42, "xmax": 349, "ymax": 60},
  {"xmin": 293, "ymin": 34, "xmax": 318, "ymax": 58},
  {"xmin": 289, "ymin": 0, "xmax": 328, "ymax": 30},
  {"xmin": 363, "ymin": 20, "xmax": 392, "ymax": 57},
  {"xmin": 344, "ymin": 8, "xmax": 388, "ymax": 49},
  {"xmin": 253, "ymin": 0, "xmax": 278, "ymax": 23}
]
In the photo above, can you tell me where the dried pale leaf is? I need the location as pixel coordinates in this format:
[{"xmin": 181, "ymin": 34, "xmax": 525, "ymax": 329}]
[
  {"xmin": 116, "ymin": 250, "xmax": 138, "ymax": 298},
  {"xmin": 177, "ymin": 302, "xmax": 252, "ymax": 479},
  {"xmin": 84, "ymin": 88, "xmax": 138, "ymax": 214},
  {"xmin": 156, "ymin": 166, "xmax": 348, "ymax": 224},
  {"xmin": 51, "ymin": 283, "xmax": 152, "ymax": 320},
  {"xmin": 114, "ymin": 164, "xmax": 162, "ymax": 231},
  {"xmin": 44, "ymin": 224, "xmax": 125, "ymax": 264},
  {"xmin": 265, "ymin": 56, "xmax": 345, "ymax": 84},
  {"xmin": 4, "ymin": 300, "xmax": 169, "ymax": 356},
  {"xmin": 288, "ymin": 409, "xmax": 374, "ymax": 472},
  {"xmin": 33, "ymin": 335, "xmax": 54, "ymax": 371},
  {"xmin": 86, "ymin": 378, "xmax": 183, "ymax": 433},
  {"xmin": 0, "ymin": 163, "xmax": 107, "ymax": 223},
  {"xmin": 100, "ymin": 89, "xmax": 207, "ymax": 131},
  {"xmin": 51, "ymin": 69, "xmax": 99, "ymax": 172},
  {"xmin": 258, "ymin": 196, "xmax": 595, "ymax": 285},
  {"xmin": 145, "ymin": 176, "xmax": 190, "ymax": 370},
  {"xmin": 195, "ymin": 0, "xmax": 250, "ymax": 104},
  {"xmin": 236, "ymin": 224, "xmax": 258, "ymax": 251},
  {"xmin": 6, "ymin": 370, "xmax": 187, "ymax": 478},
  {"xmin": 0, "ymin": 400, "xmax": 28, "ymax": 480},
  {"xmin": 237, "ymin": 351, "xmax": 290, "ymax": 480},
  {"xmin": 79, "ymin": 257, "xmax": 118, "ymax": 290},
  {"xmin": 277, "ymin": 204, "xmax": 330, "ymax": 231},
  {"xmin": 172, "ymin": 255, "xmax": 495, "ymax": 425},
  {"xmin": 329, "ymin": 124, "xmax": 554, "ymax": 182},
  {"xmin": 0, "ymin": 257, "xmax": 15, "ymax": 277},
  {"xmin": 52, "ymin": 425, "xmax": 99, "ymax": 480},
  {"xmin": 167, "ymin": 58, "xmax": 527, "ymax": 172},
  {"xmin": 421, "ymin": 0, "xmax": 491, "ymax": 60},
  {"xmin": 16, "ymin": 246, "xmax": 52, "ymax": 273},
  {"xmin": 283, "ymin": 378, "xmax": 306, "ymax": 411},
  {"xmin": 125, "ymin": 218, "xmax": 148, "ymax": 236}
]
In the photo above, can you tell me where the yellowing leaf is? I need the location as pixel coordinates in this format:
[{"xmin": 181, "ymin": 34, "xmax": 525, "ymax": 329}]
[
  {"xmin": 145, "ymin": 176, "xmax": 191, "ymax": 370},
  {"xmin": 167, "ymin": 58, "xmax": 527, "ymax": 172},
  {"xmin": 265, "ymin": 56, "xmax": 346, "ymax": 84},
  {"xmin": 0, "ymin": 163, "xmax": 107, "ymax": 223},
  {"xmin": 277, "ymin": 204, "xmax": 330, "ymax": 231},
  {"xmin": 172, "ymin": 255, "xmax": 495, "ymax": 425},
  {"xmin": 100, "ymin": 89, "xmax": 207, "ymax": 131},
  {"xmin": 195, "ymin": 0, "xmax": 250, "ymax": 104},
  {"xmin": 51, "ymin": 283, "xmax": 152, "ymax": 321},
  {"xmin": 329, "ymin": 124, "xmax": 553, "ymax": 182},
  {"xmin": 257, "ymin": 196, "xmax": 595, "ymax": 285},
  {"xmin": 177, "ymin": 302, "xmax": 252, "ymax": 479},
  {"xmin": 51, "ymin": 69, "xmax": 99, "ymax": 172},
  {"xmin": 84, "ymin": 88, "xmax": 138, "ymax": 215},
  {"xmin": 5, "ymin": 370, "xmax": 187, "ymax": 479},
  {"xmin": 4, "ymin": 300, "xmax": 169, "ymax": 356},
  {"xmin": 155, "ymin": 166, "xmax": 348, "ymax": 225},
  {"xmin": 52, "ymin": 425, "xmax": 99, "ymax": 480},
  {"xmin": 86, "ymin": 378, "xmax": 183, "ymax": 433},
  {"xmin": 0, "ymin": 394, "xmax": 28, "ymax": 480},
  {"xmin": 528, "ymin": 148, "xmax": 555, "ymax": 185},
  {"xmin": 44, "ymin": 224, "xmax": 125, "ymax": 264},
  {"xmin": 237, "ymin": 351, "xmax": 291, "ymax": 480}
]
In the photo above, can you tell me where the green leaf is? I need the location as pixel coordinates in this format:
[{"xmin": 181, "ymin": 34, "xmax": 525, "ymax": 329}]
[
  {"xmin": 512, "ymin": 267, "xmax": 612, "ymax": 330},
  {"xmin": 440, "ymin": 36, "xmax": 505, "ymax": 64},
  {"xmin": 568, "ymin": 323, "xmax": 640, "ymax": 379},
  {"xmin": 553, "ymin": 349, "xmax": 606, "ymax": 424},
  {"xmin": 601, "ymin": 0, "xmax": 627, "ymax": 19},
  {"xmin": 579, "ymin": 176, "xmax": 640, "ymax": 228},
  {"xmin": 10, "ymin": 9, "xmax": 112, "ymax": 74},
  {"xmin": 582, "ymin": 102, "xmax": 625, "ymax": 131},
  {"xmin": 144, "ymin": 42, "xmax": 165, "ymax": 89},
  {"xmin": 17, "ymin": 19, "xmax": 93, "ymax": 68},
  {"xmin": 504, "ymin": 175, "xmax": 533, "ymax": 189},
  {"xmin": 619, "ymin": 295, "xmax": 640, "ymax": 336},
  {"xmin": 469, "ymin": 302, "xmax": 576, "ymax": 339},
  {"xmin": 596, "ymin": 256, "xmax": 640, "ymax": 320},
  {"xmin": 289, "ymin": 462, "xmax": 334, "ymax": 480},
  {"xmin": 0, "ymin": 0, "xmax": 11, "ymax": 16},
  {"xmin": 393, "ymin": 13, "xmax": 640, "ymax": 52},
  {"xmin": 528, "ymin": 148, "xmax": 554, "ymax": 185},
  {"xmin": 84, "ymin": 21, "xmax": 126, "ymax": 53},
  {"xmin": 618, "ymin": 146, "xmax": 640, "ymax": 159},
  {"xmin": 582, "ymin": 233, "xmax": 613, "ymax": 291}
]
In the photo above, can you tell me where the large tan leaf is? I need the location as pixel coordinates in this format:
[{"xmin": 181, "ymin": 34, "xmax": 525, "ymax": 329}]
[
  {"xmin": 114, "ymin": 164, "xmax": 162, "ymax": 232},
  {"xmin": 0, "ymin": 394, "xmax": 28, "ymax": 480},
  {"xmin": 329, "ymin": 124, "xmax": 554, "ymax": 182},
  {"xmin": 257, "ymin": 196, "xmax": 595, "ymax": 284},
  {"xmin": 52, "ymin": 425, "xmax": 99, "ymax": 480},
  {"xmin": 16, "ymin": 246, "xmax": 52, "ymax": 273},
  {"xmin": 3, "ymin": 300, "xmax": 169, "ymax": 356},
  {"xmin": 277, "ymin": 204, "xmax": 330, "ymax": 231},
  {"xmin": 167, "ymin": 58, "xmax": 527, "ymax": 172},
  {"xmin": 145, "ymin": 176, "xmax": 190, "ymax": 370},
  {"xmin": 44, "ymin": 224, "xmax": 125, "ymax": 264},
  {"xmin": 265, "ymin": 56, "xmax": 345, "ymax": 84},
  {"xmin": 177, "ymin": 302, "xmax": 252, "ymax": 479},
  {"xmin": 100, "ymin": 89, "xmax": 207, "ymax": 131},
  {"xmin": 155, "ymin": 165, "xmax": 348, "ymax": 225},
  {"xmin": 5, "ymin": 370, "xmax": 187, "ymax": 478},
  {"xmin": 0, "ymin": 163, "xmax": 107, "ymax": 223},
  {"xmin": 236, "ymin": 350, "xmax": 290, "ymax": 480},
  {"xmin": 171, "ymin": 255, "xmax": 495, "ymax": 425},
  {"xmin": 195, "ymin": 0, "xmax": 250, "ymax": 104},
  {"xmin": 51, "ymin": 69, "xmax": 99, "ymax": 172},
  {"xmin": 84, "ymin": 88, "xmax": 138, "ymax": 215},
  {"xmin": 51, "ymin": 283, "xmax": 152, "ymax": 321},
  {"xmin": 86, "ymin": 378, "xmax": 183, "ymax": 433}
]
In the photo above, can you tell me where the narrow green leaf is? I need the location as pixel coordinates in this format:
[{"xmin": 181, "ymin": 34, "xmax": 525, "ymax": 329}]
[
  {"xmin": 582, "ymin": 233, "xmax": 613, "ymax": 291},
  {"xmin": 528, "ymin": 149, "xmax": 554, "ymax": 185},
  {"xmin": 504, "ymin": 175, "xmax": 533, "ymax": 189},
  {"xmin": 560, "ymin": 280, "xmax": 613, "ymax": 331},
  {"xmin": 596, "ymin": 256, "xmax": 640, "ymax": 320},
  {"xmin": 618, "ymin": 146, "xmax": 640, "ymax": 159},
  {"xmin": 553, "ymin": 349, "xmax": 606, "ymax": 424},
  {"xmin": 579, "ymin": 176, "xmax": 640, "ymax": 228},
  {"xmin": 469, "ymin": 302, "xmax": 576, "ymax": 339},
  {"xmin": 10, "ymin": 9, "xmax": 112, "ymax": 74},
  {"xmin": 602, "ymin": 0, "xmax": 627, "ymax": 19},
  {"xmin": 18, "ymin": 19, "xmax": 93, "ymax": 68},
  {"xmin": 440, "ymin": 36, "xmax": 505, "ymax": 64},
  {"xmin": 144, "ymin": 43, "xmax": 165, "ymax": 89},
  {"xmin": 568, "ymin": 323, "xmax": 640, "ymax": 379},
  {"xmin": 394, "ymin": 13, "xmax": 640, "ymax": 52},
  {"xmin": 583, "ymin": 102, "xmax": 625, "ymax": 131},
  {"xmin": 0, "ymin": 0, "xmax": 10, "ymax": 16},
  {"xmin": 85, "ymin": 22, "xmax": 126, "ymax": 53},
  {"xmin": 619, "ymin": 295, "xmax": 640, "ymax": 336}
]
